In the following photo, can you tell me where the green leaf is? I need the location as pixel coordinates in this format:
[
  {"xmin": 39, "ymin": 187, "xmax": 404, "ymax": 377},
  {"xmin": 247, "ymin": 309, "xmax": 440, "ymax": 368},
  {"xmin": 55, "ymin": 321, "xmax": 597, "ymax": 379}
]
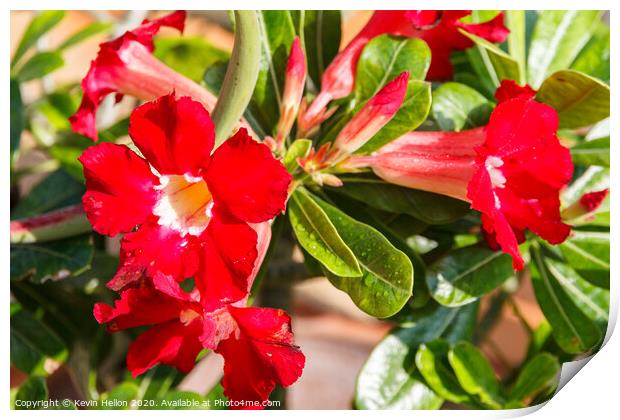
[
  {"xmin": 570, "ymin": 136, "xmax": 609, "ymax": 167},
  {"xmin": 354, "ymin": 35, "xmax": 430, "ymax": 103},
  {"xmin": 11, "ymin": 234, "xmax": 94, "ymax": 283},
  {"xmin": 431, "ymin": 82, "xmax": 493, "ymax": 131},
  {"xmin": 10, "ymin": 78, "xmax": 24, "ymax": 164},
  {"xmin": 283, "ymin": 138, "xmax": 312, "ymax": 172},
  {"xmin": 448, "ymin": 341, "xmax": 504, "ymax": 409},
  {"xmin": 415, "ymin": 340, "xmax": 480, "ymax": 407},
  {"xmin": 17, "ymin": 51, "xmax": 64, "ymax": 82},
  {"xmin": 355, "ymin": 304, "xmax": 463, "ymax": 409},
  {"xmin": 544, "ymin": 260, "xmax": 608, "ymax": 330},
  {"xmin": 536, "ymin": 70, "xmax": 610, "ymax": 129},
  {"xmin": 11, "ymin": 10, "xmax": 65, "ymax": 67},
  {"xmin": 12, "ymin": 169, "xmax": 84, "ymax": 219},
  {"xmin": 505, "ymin": 10, "xmax": 526, "ymax": 84},
  {"xmin": 311, "ymin": 194, "xmax": 413, "ymax": 318},
  {"xmin": 288, "ymin": 188, "xmax": 361, "ymax": 277},
  {"xmin": 357, "ymin": 80, "xmax": 431, "ymax": 153},
  {"xmin": 508, "ymin": 353, "xmax": 560, "ymax": 405},
  {"xmin": 426, "ymin": 244, "xmax": 514, "ymax": 307},
  {"xmin": 10, "ymin": 305, "xmax": 68, "ymax": 376},
  {"xmin": 460, "ymin": 30, "xmax": 521, "ymax": 85},
  {"xmin": 571, "ymin": 24, "xmax": 610, "ymax": 82},
  {"xmin": 100, "ymin": 382, "xmax": 139, "ymax": 410},
  {"xmin": 559, "ymin": 231, "xmax": 610, "ymax": 289},
  {"xmin": 14, "ymin": 376, "xmax": 48, "ymax": 409},
  {"xmin": 332, "ymin": 174, "xmax": 469, "ymax": 225},
  {"xmin": 58, "ymin": 21, "xmax": 112, "ymax": 51},
  {"xmin": 253, "ymin": 11, "xmax": 297, "ymax": 134},
  {"xmin": 527, "ymin": 10, "xmax": 601, "ymax": 88},
  {"xmin": 530, "ymin": 244, "xmax": 602, "ymax": 354},
  {"xmin": 154, "ymin": 37, "xmax": 229, "ymax": 83},
  {"xmin": 290, "ymin": 11, "xmax": 341, "ymax": 89}
]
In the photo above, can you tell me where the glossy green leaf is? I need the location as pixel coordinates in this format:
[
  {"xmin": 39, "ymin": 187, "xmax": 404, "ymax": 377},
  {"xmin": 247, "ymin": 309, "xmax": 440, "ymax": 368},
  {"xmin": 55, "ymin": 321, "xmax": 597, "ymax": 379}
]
[
  {"xmin": 357, "ymin": 80, "xmax": 431, "ymax": 153},
  {"xmin": 58, "ymin": 21, "xmax": 112, "ymax": 51},
  {"xmin": 530, "ymin": 244, "xmax": 602, "ymax": 354},
  {"xmin": 10, "ymin": 78, "xmax": 24, "ymax": 164},
  {"xmin": 426, "ymin": 244, "xmax": 514, "ymax": 307},
  {"xmin": 312, "ymin": 194, "xmax": 413, "ymax": 318},
  {"xmin": 355, "ymin": 35, "xmax": 430, "ymax": 103},
  {"xmin": 527, "ymin": 10, "xmax": 601, "ymax": 88},
  {"xmin": 283, "ymin": 138, "xmax": 312, "ymax": 172},
  {"xmin": 431, "ymin": 82, "xmax": 493, "ymax": 131},
  {"xmin": 14, "ymin": 376, "xmax": 48, "ymax": 409},
  {"xmin": 288, "ymin": 188, "xmax": 361, "ymax": 277},
  {"xmin": 17, "ymin": 51, "xmax": 64, "ymax": 82},
  {"xmin": 11, "ymin": 234, "xmax": 94, "ymax": 283},
  {"xmin": 536, "ymin": 70, "xmax": 610, "ymax": 129},
  {"xmin": 253, "ymin": 11, "xmax": 297, "ymax": 134},
  {"xmin": 559, "ymin": 230, "xmax": 610, "ymax": 289},
  {"xmin": 355, "ymin": 304, "xmax": 464, "ymax": 409},
  {"xmin": 11, "ymin": 10, "xmax": 65, "ymax": 67},
  {"xmin": 154, "ymin": 37, "xmax": 229, "ymax": 82},
  {"xmin": 333, "ymin": 174, "xmax": 469, "ymax": 225},
  {"xmin": 448, "ymin": 341, "xmax": 504, "ymax": 409},
  {"xmin": 12, "ymin": 170, "xmax": 84, "ymax": 219},
  {"xmin": 570, "ymin": 136, "xmax": 609, "ymax": 167},
  {"xmin": 571, "ymin": 24, "xmax": 610, "ymax": 82},
  {"xmin": 545, "ymin": 259, "xmax": 608, "ymax": 330},
  {"xmin": 505, "ymin": 10, "xmax": 526, "ymax": 84},
  {"xmin": 10, "ymin": 304, "xmax": 68, "ymax": 376},
  {"xmin": 290, "ymin": 11, "xmax": 341, "ymax": 89},
  {"xmin": 460, "ymin": 30, "xmax": 520, "ymax": 85},
  {"xmin": 508, "ymin": 353, "xmax": 560, "ymax": 405},
  {"xmin": 100, "ymin": 382, "xmax": 140, "ymax": 410},
  {"xmin": 415, "ymin": 340, "xmax": 480, "ymax": 407}
]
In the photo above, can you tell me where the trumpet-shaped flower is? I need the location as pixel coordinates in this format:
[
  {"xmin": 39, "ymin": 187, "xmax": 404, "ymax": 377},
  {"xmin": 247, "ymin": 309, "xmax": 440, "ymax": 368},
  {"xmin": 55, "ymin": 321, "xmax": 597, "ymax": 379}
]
[{"xmin": 79, "ymin": 94, "xmax": 291, "ymax": 309}]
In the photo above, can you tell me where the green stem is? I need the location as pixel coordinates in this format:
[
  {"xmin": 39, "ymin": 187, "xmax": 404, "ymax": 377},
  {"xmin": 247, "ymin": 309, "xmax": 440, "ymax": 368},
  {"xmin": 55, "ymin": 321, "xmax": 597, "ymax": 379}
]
[
  {"xmin": 10, "ymin": 204, "xmax": 91, "ymax": 243},
  {"xmin": 211, "ymin": 11, "xmax": 261, "ymax": 147}
]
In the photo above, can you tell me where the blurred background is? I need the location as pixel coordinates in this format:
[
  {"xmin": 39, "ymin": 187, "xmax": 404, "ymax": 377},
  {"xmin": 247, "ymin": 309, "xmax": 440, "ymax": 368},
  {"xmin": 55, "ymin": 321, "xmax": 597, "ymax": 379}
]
[{"xmin": 10, "ymin": 10, "xmax": 546, "ymax": 409}]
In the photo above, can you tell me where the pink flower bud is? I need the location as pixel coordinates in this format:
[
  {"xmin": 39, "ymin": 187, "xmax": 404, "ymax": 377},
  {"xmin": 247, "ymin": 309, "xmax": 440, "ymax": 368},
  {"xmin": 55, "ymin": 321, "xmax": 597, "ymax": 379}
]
[
  {"xmin": 332, "ymin": 71, "xmax": 409, "ymax": 156},
  {"xmin": 275, "ymin": 37, "xmax": 306, "ymax": 149}
]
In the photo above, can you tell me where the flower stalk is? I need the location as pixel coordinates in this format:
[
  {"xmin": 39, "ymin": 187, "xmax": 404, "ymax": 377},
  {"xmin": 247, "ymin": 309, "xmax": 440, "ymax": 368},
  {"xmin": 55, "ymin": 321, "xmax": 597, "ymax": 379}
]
[{"xmin": 10, "ymin": 204, "xmax": 91, "ymax": 243}]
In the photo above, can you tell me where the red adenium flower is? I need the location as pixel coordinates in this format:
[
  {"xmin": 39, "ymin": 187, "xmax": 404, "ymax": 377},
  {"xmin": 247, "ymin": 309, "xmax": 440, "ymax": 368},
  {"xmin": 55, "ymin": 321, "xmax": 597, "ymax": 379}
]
[
  {"xmin": 299, "ymin": 10, "xmax": 508, "ymax": 133},
  {"xmin": 94, "ymin": 273, "xmax": 305, "ymax": 408},
  {"xmin": 347, "ymin": 83, "xmax": 572, "ymax": 269},
  {"xmin": 494, "ymin": 79, "xmax": 537, "ymax": 103},
  {"xmin": 69, "ymin": 11, "xmax": 219, "ymax": 141},
  {"xmin": 79, "ymin": 93, "xmax": 291, "ymax": 309}
]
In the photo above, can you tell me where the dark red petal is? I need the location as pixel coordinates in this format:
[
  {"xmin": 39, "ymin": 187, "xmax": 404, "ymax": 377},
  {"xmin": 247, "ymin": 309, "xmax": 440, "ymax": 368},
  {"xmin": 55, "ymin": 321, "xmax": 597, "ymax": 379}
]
[
  {"xmin": 579, "ymin": 189, "xmax": 609, "ymax": 212},
  {"xmin": 456, "ymin": 11, "xmax": 510, "ymax": 44},
  {"xmin": 196, "ymin": 210, "xmax": 258, "ymax": 311},
  {"xmin": 93, "ymin": 284, "xmax": 185, "ymax": 331},
  {"xmin": 216, "ymin": 306, "xmax": 305, "ymax": 408},
  {"xmin": 494, "ymin": 80, "xmax": 537, "ymax": 103},
  {"xmin": 79, "ymin": 143, "xmax": 158, "ymax": 236},
  {"xmin": 207, "ymin": 129, "xmax": 291, "ymax": 223},
  {"xmin": 69, "ymin": 11, "xmax": 186, "ymax": 141},
  {"xmin": 467, "ymin": 164, "xmax": 524, "ymax": 270},
  {"xmin": 128, "ymin": 94, "xmax": 215, "ymax": 176},
  {"xmin": 114, "ymin": 218, "xmax": 200, "ymax": 283},
  {"xmin": 127, "ymin": 319, "xmax": 203, "ymax": 377}
]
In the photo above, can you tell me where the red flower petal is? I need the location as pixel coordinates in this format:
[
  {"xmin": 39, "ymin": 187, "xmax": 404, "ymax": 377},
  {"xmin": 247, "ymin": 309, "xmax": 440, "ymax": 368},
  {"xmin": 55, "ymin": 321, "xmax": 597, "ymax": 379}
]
[
  {"xmin": 127, "ymin": 319, "xmax": 203, "ymax": 377},
  {"xmin": 79, "ymin": 143, "xmax": 158, "ymax": 237},
  {"xmin": 494, "ymin": 80, "xmax": 537, "ymax": 103},
  {"xmin": 196, "ymin": 210, "xmax": 258, "ymax": 311},
  {"xmin": 579, "ymin": 189, "xmax": 609, "ymax": 212},
  {"xmin": 217, "ymin": 306, "xmax": 305, "ymax": 408},
  {"xmin": 207, "ymin": 129, "xmax": 291, "ymax": 223},
  {"xmin": 69, "ymin": 11, "xmax": 187, "ymax": 141},
  {"xmin": 93, "ymin": 283, "xmax": 186, "ymax": 332},
  {"xmin": 128, "ymin": 93, "xmax": 215, "ymax": 177},
  {"xmin": 109, "ymin": 218, "xmax": 200, "ymax": 288}
]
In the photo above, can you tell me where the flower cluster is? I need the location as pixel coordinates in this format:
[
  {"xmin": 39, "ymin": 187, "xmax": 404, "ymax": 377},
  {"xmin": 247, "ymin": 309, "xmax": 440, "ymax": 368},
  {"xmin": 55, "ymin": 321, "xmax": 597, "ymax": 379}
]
[
  {"xmin": 80, "ymin": 92, "xmax": 303, "ymax": 407},
  {"xmin": 348, "ymin": 81, "xmax": 574, "ymax": 269}
]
